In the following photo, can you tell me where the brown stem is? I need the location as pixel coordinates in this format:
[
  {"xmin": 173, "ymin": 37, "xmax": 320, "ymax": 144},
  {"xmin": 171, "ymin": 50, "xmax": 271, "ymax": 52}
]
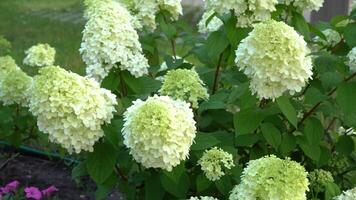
[
  {"xmin": 115, "ymin": 164, "xmax": 128, "ymax": 181},
  {"xmin": 212, "ymin": 53, "xmax": 224, "ymax": 95},
  {"xmin": 170, "ymin": 39, "xmax": 177, "ymax": 60}
]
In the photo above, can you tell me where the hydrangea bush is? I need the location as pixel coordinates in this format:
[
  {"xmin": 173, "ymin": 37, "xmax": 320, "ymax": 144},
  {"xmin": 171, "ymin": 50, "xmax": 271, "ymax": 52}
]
[{"xmin": 0, "ymin": 0, "xmax": 355, "ymax": 199}]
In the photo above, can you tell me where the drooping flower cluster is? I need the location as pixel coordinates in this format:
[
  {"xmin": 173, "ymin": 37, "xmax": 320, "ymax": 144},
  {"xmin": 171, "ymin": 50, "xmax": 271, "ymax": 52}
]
[
  {"xmin": 334, "ymin": 187, "xmax": 356, "ymax": 200},
  {"xmin": 283, "ymin": 0, "xmax": 324, "ymax": 11},
  {"xmin": 188, "ymin": 196, "xmax": 219, "ymax": 200},
  {"xmin": 198, "ymin": 147, "xmax": 234, "ymax": 181},
  {"xmin": 0, "ymin": 56, "xmax": 32, "ymax": 106},
  {"xmin": 122, "ymin": 95, "xmax": 196, "ymax": 171},
  {"xmin": 314, "ymin": 29, "xmax": 342, "ymax": 47},
  {"xmin": 23, "ymin": 43, "xmax": 56, "ymax": 67},
  {"xmin": 119, "ymin": 0, "xmax": 182, "ymax": 31},
  {"xmin": 159, "ymin": 69, "xmax": 209, "ymax": 108},
  {"xmin": 235, "ymin": 20, "xmax": 313, "ymax": 100},
  {"xmin": 229, "ymin": 155, "xmax": 309, "ymax": 200},
  {"xmin": 346, "ymin": 47, "xmax": 356, "ymax": 72},
  {"xmin": 203, "ymin": 0, "xmax": 278, "ymax": 27},
  {"xmin": 80, "ymin": 0, "xmax": 149, "ymax": 82},
  {"xmin": 198, "ymin": 10, "xmax": 223, "ymax": 34},
  {"xmin": 27, "ymin": 66, "xmax": 117, "ymax": 153},
  {"xmin": 308, "ymin": 169, "xmax": 334, "ymax": 192}
]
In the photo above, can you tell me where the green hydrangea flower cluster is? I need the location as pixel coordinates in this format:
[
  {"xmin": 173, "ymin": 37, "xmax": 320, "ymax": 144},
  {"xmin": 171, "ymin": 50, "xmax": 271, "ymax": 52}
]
[
  {"xmin": 23, "ymin": 43, "xmax": 56, "ymax": 67},
  {"xmin": 308, "ymin": 169, "xmax": 334, "ymax": 192},
  {"xmin": 235, "ymin": 20, "xmax": 313, "ymax": 100},
  {"xmin": 122, "ymin": 95, "xmax": 196, "ymax": 171},
  {"xmin": 229, "ymin": 155, "xmax": 309, "ymax": 200},
  {"xmin": 0, "ymin": 56, "xmax": 32, "ymax": 106},
  {"xmin": 198, "ymin": 147, "xmax": 234, "ymax": 181},
  {"xmin": 159, "ymin": 69, "xmax": 209, "ymax": 108},
  {"xmin": 27, "ymin": 66, "xmax": 117, "ymax": 153}
]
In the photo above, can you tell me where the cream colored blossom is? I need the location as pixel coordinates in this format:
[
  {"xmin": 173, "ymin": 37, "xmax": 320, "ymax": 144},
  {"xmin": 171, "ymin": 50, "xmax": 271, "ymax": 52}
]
[
  {"xmin": 122, "ymin": 95, "xmax": 196, "ymax": 171},
  {"xmin": 204, "ymin": 0, "xmax": 278, "ymax": 27},
  {"xmin": 159, "ymin": 69, "xmax": 209, "ymax": 108},
  {"xmin": 314, "ymin": 29, "xmax": 342, "ymax": 47},
  {"xmin": 283, "ymin": 0, "xmax": 324, "ymax": 11},
  {"xmin": 198, "ymin": 147, "xmax": 234, "ymax": 181},
  {"xmin": 229, "ymin": 155, "xmax": 309, "ymax": 200},
  {"xmin": 198, "ymin": 10, "xmax": 223, "ymax": 34},
  {"xmin": 235, "ymin": 20, "xmax": 313, "ymax": 100},
  {"xmin": 188, "ymin": 197, "xmax": 219, "ymax": 200},
  {"xmin": 27, "ymin": 66, "xmax": 117, "ymax": 153},
  {"xmin": 23, "ymin": 43, "xmax": 56, "ymax": 67},
  {"xmin": 0, "ymin": 69, "xmax": 32, "ymax": 106},
  {"xmin": 119, "ymin": 0, "xmax": 182, "ymax": 31},
  {"xmin": 81, "ymin": 0, "xmax": 149, "ymax": 82},
  {"xmin": 346, "ymin": 47, "xmax": 356, "ymax": 72},
  {"xmin": 334, "ymin": 187, "xmax": 356, "ymax": 200}
]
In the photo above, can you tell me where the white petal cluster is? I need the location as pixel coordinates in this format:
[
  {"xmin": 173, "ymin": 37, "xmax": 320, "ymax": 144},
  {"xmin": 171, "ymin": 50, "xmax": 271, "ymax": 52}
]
[
  {"xmin": 23, "ymin": 43, "xmax": 56, "ymax": 67},
  {"xmin": 119, "ymin": 0, "xmax": 182, "ymax": 31},
  {"xmin": 338, "ymin": 126, "xmax": 356, "ymax": 136},
  {"xmin": 122, "ymin": 95, "xmax": 196, "ymax": 171},
  {"xmin": 314, "ymin": 29, "xmax": 342, "ymax": 47},
  {"xmin": 188, "ymin": 197, "xmax": 219, "ymax": 200},
  {"xmin": 27, "ymin": 66, "xmax": 117, "ymax": 153},
  {"xmin": 80, "ymin": 0, "xmax": 149, "ymax": 82},
  {"xmin": 235, "ymin": 20, "xmax": 313, "ymax": 100},
  {"xmin": 198, "ymin": 147, "xmax": 234, "ymax": 181},
  {"xmin": 334, "ymin": 187, "xmax": 356, "ymax": 200},
  {"xmin": 346, "ymin": 47, "xmax": 356, "ymax": 72},
  {"xmin": 229, "ymin": 155, "xmax": 309, "ymax": 200},
  {"xmin": 198, "ymin": 10, "xmax": 224, "ymax": 34},
  {"xmin": 203, "ymin": 0, "xmax": 278, "ymax": 27},
  {"xmin": 0, "ymin": 56, "xmax": 32, "ymax": 107},
  {"xmin": 283, "ymin": 0, "xmax": 324, "ymax": 11}
]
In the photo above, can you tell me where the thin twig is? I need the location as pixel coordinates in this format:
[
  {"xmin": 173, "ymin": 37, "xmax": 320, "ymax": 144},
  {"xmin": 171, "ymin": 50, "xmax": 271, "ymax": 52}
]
[
  {"xmin": 115, "ymin": 164, "xmax": 128, "ymax": 181},
  {"xmin": 0, "ymin": 153, "xmax": 19, "ymax": 171},
  {"xmin": 170, "ymin": 39, "xmax": 177, "ymax": 60},
  {"xmin": 212, "ymin": 53, "xmax": 224, "ymax": 95}
]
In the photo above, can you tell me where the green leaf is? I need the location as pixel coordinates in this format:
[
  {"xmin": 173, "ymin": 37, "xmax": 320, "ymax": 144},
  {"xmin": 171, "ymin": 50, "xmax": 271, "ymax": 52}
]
[
  {"xmin": 160, "ymin": 168, "xmax": 189, "ymax": 198},
  {"xmin": 157, "ymin": 14, "xmax": 177, "ymax": 39},
  {"xmin": 215, "ymin": 176, "xmax": 233, "ymax": 197},
  {"xmin": 224, "ymin": 16, "xmax": 251, "ymax": 47},
  {"xmin": 261, "ymin": 123, "xmax": 282, "ymax": 150},
  {"xmin": 336, "ymin": 135, "xmax": 355, "ymax": 155},
  {"xmin": 196, "ymin": 174, "xmax": 211, "ymax": 193},
  {"xmin": 145, "ymin": 173, "xmax": 165, "ymax": 200},
  {"xmin": 235, "ymin": 133, "xmax": 260, "ymax": 147},
  {"xmin": 344, "ymin": 23, "xmax": 356, "ymax": 48},
  {"xmin": 72, "ymin": 162, "xmax": 88, "ymax": 180},
  {"xmin": 304, "ymin": 87, "xmax": 328, "ymax": 106},
  {"xmin": 86, "ymin": 142, "xmax": 117, "ymax": 184},
  {"xmin": 234, "ymin": 108, "xmax": 265, "ymax": 135},
  {"xmin": 320, "ymin": 72, "xmax": 343, "ymax": 90},
  {"xmin": 303, "ymin": 118, "xmax": 324, "ymax": 144},
  {"xmin": 123, "ymin": 72, "xmax": 162, "ymax": 95},
  {"xmin": 299, "ymin": 141, "xmax": 321, "ymax": 161},
  {"xmin": 191, "ymin": 132, "xmax": 221, "ymax": 150},
  {"xmin": 276, "ymin": 95, "xmax": 298, "ymax": 128},
  {"xmin": 205, "ymin": 31, "xmax": 229, "ymax": 59},
  {"xmin": 95, "ymin": 185, "xmax": 111, "ymax": 200},
  {"xmin": 279, "ymin": 134, "xmax": 297, "ymax": 156},
  {"xmin": 291, "ymin": 11, "xmax": 310, "ymax": 40},
  {"xmin": 336, "ymin": 82, "xmax": 356, "ymax": 127},
  {"xmin": 325, "ymin": 182, "xmax": 341, "ymax": 200}
]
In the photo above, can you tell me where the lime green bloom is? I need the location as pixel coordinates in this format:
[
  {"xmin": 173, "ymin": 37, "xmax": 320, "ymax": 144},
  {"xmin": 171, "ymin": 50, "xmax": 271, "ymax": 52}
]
[
  {"xmin": 334, "ymin": 187, "xmax": 356, "ymax": 200},
  {"xmin": 308, "ymin": 169, "xmax": 334, "ymax": 192},
  {"xmin": 0, "ymin": 69, "xmax": 32, "ymax": 106},
  {"xmin": 0, "ymin": 56, "xmax": 20, "ymax": 78},
  {"xmin": 122, "ymin": 95, "xmax": 196, "ymax": 171},
  {"xmin": 28, "ymin": 66, "xmax": 117, "ymax": 153},
  {"xmin": 235, "ymin": 20, "xmax": 313, "ymax": 100},
  {"xmin": 229, "ymin": 155, "xmax": 309, "ymax": 200},
  {"xmin": 23, "ymin": 43, "xmax": 56, "ymax": 67},
  {"xmin": 159, "ymin": 69, "xmax": 209, "ymax": 108},
  {"xmin": 198, "ymin": 147, "xmax": 234, "ymax": 181}
]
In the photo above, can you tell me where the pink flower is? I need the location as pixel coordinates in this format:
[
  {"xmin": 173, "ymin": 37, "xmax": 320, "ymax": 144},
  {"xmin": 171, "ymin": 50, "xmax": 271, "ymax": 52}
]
[
  {"xmin": 24, "ymin": 187, "xmax": 42, "ymax": 200},
  {"xmin": 41, "ymin": 186, "xmax": 58, "ymax": 197},
  {"xmin": 0, "ymin": 180, "xmax": 20, "ymax": 194}
]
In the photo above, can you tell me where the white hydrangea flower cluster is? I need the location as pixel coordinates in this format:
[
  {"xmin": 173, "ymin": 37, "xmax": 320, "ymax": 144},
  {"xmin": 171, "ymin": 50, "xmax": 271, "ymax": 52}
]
[
  {"xmin": 204, "ymin": 0, "xmax": 278, "ymax": 27},
  {"xmin": 198, "ymin": 147, "xmax": 234, "ymax": 181},
  {"xmin": 229, "ymin": 155, "xmax": 309, "ymax": 200},
  {"xmin": 0, "ymin": 56, "xmax": 32, "ymax": 107},
  {"xmin": 122, "ymin": 95, "xmax": 196, "ymax": 171},
  {"xmin": 23, "ymin": 43, "xmax": 56, "ymax": 67},
  {"xmin": 283, "ymin": 0, "xmax": 324, "ymax": 11},
  {"xmin": 334, "ymin": 187, "xmax": 356, "ymax": 200},
  {"xmin": 27, "ymin": 66, "xmax": 117, "ymax": 153},
  {"xmin": 188, "ymin": 196, "xmax": 219, "ymax": 200},
  {"xmin": 159, "ymin": 69, "xmax": 209, "ymax": 108},
  {"xmin": 80, "ymin": 0, "xmax": 149, "ymax": 82},
  {"xmin": 314, "ymin": 29, "xmax": 342, "ymax": 47},
  {"xmin": 119, "ymin": 0, "xmax": 182, "ymax": 31},
  {"xmin": 235, "ymin": 20, "xmax": 313, "ymax": 100},
  {"xmin": 346, "ymin": 47, "xmax": 356, "ymax": 72},
  {"xmin": 198, "ymin": 10, "xmax": 223, "ymax": 34}
]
